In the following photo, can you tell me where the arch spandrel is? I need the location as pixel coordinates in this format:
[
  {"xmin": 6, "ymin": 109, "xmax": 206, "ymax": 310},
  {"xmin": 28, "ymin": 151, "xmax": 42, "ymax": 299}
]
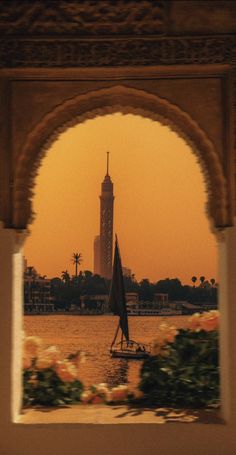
[{"xmin": 12, "ymin": 85, "xmax": 229, "ymax": 230}]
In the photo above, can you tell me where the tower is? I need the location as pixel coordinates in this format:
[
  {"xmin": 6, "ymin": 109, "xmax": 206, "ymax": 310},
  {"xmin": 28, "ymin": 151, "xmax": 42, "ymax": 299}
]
[
  {"xmin": 93, "ymin": 235, "xmax": 100, "ymax": 275},
  {"xmin": 99, "ymin": 152, "xmax": 114, "ymax": 279}
]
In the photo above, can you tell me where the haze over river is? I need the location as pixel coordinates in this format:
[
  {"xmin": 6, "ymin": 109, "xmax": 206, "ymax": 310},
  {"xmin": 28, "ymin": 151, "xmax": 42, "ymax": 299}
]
[{"xmin": 24, "ymin": 315, "xmax": 190, "ymax": 389}]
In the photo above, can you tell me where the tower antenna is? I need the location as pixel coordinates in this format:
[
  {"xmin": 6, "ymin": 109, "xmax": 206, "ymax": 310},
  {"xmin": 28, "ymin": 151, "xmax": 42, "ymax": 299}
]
[{"xmin": 106, "ymin": 151, "xmax": 110, "ymax": 175}]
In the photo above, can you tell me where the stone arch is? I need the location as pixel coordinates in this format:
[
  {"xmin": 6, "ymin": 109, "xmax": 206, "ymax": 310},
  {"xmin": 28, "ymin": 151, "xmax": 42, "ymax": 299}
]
[{"xmin": 13, "ymin": 85, "xmax": 228, "ymax": 229}]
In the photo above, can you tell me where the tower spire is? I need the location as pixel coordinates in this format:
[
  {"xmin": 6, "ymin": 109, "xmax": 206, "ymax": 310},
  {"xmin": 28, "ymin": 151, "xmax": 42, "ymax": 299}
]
[{"xmin": 106, "ymin": 151, "xmax": 109, "ymax": 175}]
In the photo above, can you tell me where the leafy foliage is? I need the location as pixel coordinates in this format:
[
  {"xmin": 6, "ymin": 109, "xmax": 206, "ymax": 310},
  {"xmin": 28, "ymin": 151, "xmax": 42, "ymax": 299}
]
[
  {"xmin": 139, "ymin": 329, "xmax": 219, "ymax": 408},
  {"xmin": 23, "ymin": 364, "xmax": 84, "ymax": 407}
]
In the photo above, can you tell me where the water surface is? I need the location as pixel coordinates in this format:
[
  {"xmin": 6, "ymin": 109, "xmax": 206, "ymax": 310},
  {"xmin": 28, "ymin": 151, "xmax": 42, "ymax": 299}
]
[{"xmin": 24, "ymin": 315, "xmax": 190, "ymax": 388}]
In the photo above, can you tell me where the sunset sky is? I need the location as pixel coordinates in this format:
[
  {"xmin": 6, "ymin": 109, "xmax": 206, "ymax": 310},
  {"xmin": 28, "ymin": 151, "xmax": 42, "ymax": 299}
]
[{"xmin": 24, "ymin": 113, "xmax": 218, "ymax": 285}]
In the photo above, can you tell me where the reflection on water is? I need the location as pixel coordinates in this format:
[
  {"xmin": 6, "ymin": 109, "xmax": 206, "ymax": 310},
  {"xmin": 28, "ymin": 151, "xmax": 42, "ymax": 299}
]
[
  {"xmin": 105, "ymin": 358, "xmax": 129, "ymax": 387},
  {"xmin": 24, "ymin": 315, "xmax": 190, "ymax": 388}
]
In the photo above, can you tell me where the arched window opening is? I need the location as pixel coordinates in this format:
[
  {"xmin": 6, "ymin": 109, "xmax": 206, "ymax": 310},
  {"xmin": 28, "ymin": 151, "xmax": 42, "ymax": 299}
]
[{"xmin": 22, "ymin": 113, "xmax": 220, "ymax": 421}]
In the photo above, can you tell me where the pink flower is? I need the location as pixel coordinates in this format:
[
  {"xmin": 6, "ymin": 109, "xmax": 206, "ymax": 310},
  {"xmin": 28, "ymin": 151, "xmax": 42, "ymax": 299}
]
[
  {"xmin": 188, "ymin": 310, "xmax": 220, "ymax": 332},
  {"xmin": 55, "ymin": 360, "xmax": 77, "ymax": 383},
  {"xmin": 200, "ymin": 310, "xmax": 219, "ymax": 331},
  {"xmin": 23, "ymin": 355, "xmax": 32, "ymax": 370},
  {"xmin": 80, "ymin": 391, "xmax": 94, "ymax": 404},
  {"xmin": 44, "ymin": 346, "xmax": 61, "ymax": 363},
  {"xmin": 36, "ymin": 355, "xmax": 54, "ymax": 370},
  {"xmin": 111, "ymin": 385, "xmax": 128, "ymax": 402},
  {"xmin": 188, "ymin": 313, "xmax": 202, "ymax": 331},
  {"xmin": 93, "ymin": 383, "xmax": 111, "ymax": 402},
  {"xmin": 24, "ymin": 336, "xmax": 41, "ymax": 358},
  {"xmin": 35, "ymin": 346, "xmax": 61, "ymax": 370}
]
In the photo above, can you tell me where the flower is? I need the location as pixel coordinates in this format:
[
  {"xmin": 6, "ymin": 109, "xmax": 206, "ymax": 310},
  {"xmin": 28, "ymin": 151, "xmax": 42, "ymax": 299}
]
[
  {"xmin": 110, "ymin": 385, "xmax": 129, "ymax": 402},
  {"xmin": 188, "ymin": 312, "xmax": 202, "ymax": 331},
  {"xmin": 188, "ymin": 310, "xmax": 220, "ymax": 332},
  {"xmin": 23, "ymin": 355, "xmax": 32, "ymax": 369},
  {"xmin": 152, "ymin": 323, "xmax": 178, "ymax": 354},
  {"xmin": 55, "ymin": 360, "xmax": 77, "ymax": 383},
  {"xmin": 24, "ymin": 336, "xmax": 41, "ymax": 358},
  {"xmin": 44, "ymin": 345, "xmax": 61, "ymax": 362},
  {"xmin": 36, "ymin": 346, "xmax": 61, "ymax": 370},
  {"xmin": 80, "ymin": 391, "xmax": 94, "ymax": 404},
  {"xmin": 94, "ymin": 383, "xmax": 111, "ymax": 402},
  {"xmin": 200, "ymin": 310, "xmax": 219, "ymax": 332}
]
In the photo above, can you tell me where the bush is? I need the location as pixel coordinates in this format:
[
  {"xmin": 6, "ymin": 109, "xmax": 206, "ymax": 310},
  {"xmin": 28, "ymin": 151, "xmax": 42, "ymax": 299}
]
[
  {"xmin": 23, "ymin": 336, "xmax": 84, "ymax": 407},
  {"xmin": 139, "ymin": 313, "xmax": 220, "ymax": 408}
]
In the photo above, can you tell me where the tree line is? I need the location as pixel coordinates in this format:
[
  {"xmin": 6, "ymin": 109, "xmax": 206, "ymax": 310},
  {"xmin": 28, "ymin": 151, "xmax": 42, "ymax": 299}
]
[
  {"xmin": 50, "ymin": 271, "xmax": 217, "ymax": 310},
  {"xmin": 25, "ymin": 252, "xmax": 217, "ymax": 310}
]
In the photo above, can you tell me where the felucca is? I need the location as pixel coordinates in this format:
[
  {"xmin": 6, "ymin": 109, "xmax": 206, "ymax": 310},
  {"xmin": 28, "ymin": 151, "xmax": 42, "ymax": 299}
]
[{"xmin": 109, "ymin": 236, "xmax": 150, "ymax": 359}]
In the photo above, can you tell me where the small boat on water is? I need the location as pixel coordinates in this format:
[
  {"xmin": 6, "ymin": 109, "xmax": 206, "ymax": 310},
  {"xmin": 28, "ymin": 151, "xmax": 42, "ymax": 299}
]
[{"xmin": 109, "ymin": 236, "xmax": 150, "ymax": 359}]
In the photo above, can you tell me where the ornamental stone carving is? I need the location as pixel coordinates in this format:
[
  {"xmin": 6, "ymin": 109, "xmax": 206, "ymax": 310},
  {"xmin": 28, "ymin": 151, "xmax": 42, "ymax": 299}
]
[
  {"xmin": 13, "ymin": 85, "xmax": 229, "ymax": 230},
  {"xmin": 0, "ymin": 1, "xmax": 167, "ymax": 36},
  {"xmin": 0, "ymin": 36, "xmax": 235, "ymax": 68}
]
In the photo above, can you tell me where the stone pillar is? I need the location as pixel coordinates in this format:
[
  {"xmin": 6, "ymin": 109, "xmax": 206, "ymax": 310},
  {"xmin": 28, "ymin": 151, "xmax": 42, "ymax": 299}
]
[
  {"xmin": 0, "ymin": 224, "xmax": 25, "ymax": 423},
  {"xmin": 218, "ymin": 222, "xmax": 236, "ymax": 423}
]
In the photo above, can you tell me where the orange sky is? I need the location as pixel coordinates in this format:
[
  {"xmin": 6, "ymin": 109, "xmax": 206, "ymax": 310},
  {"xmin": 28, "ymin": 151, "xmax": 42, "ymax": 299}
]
[{"xmin": 24, "ymin": 113, "xmax": 218, "ymax": 285}]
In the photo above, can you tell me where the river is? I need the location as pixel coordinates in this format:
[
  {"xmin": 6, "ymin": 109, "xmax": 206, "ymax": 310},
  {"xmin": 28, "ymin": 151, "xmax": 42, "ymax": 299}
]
[{"xmin": 24, "ymin": 315, "xmax": 190, "ymax": 389}]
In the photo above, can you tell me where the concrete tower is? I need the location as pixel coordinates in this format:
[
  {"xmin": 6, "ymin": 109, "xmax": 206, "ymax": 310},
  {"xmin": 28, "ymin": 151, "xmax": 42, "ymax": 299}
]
[
  {"xmin": 93, "ymin": 235, "xmax": 100, "ymax": 275},
  {"xmin": 99, "ymin": 152, "xmax": 114, "ymax": 279}
]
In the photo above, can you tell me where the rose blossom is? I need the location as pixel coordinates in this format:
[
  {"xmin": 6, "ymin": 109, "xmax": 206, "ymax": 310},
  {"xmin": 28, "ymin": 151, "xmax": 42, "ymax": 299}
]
[
  {"xmin": 44, "ymin": 346, "xmax": 61, "ymax": 362},
  {"xmin": 80, "ymin": 391, "xmax": 95, "ymax": 404},
  {"xmin": 23, "ymin": 355, "xmax": 32, "ymax": 369},
  {"xmin": 24, "ymin": 336, "xmax": 41, "ymax": 358},
  {"xmin": 111, "ymin": 385, "xmax": 128, "ymax": 402},
  {"xmin": 55, "ymin": 360, "xmax": 77, "ymax": 383},
  {"xmin": 36, "ymin": 346, "xmax": 61, "ymax": 370},
  {"xmin": 94, "ymin": 383, "xmax": 111, "ymax": 402},
  {"xmin": 188, "ymin": 313, "xmax": 202, "ymax": 331},
  {"xmin": 36, "ymin": 355, "xmax": 53, "ymax": 370},
  {"xmin": 200, "ymin": 310, "xmax": 219, "ymax": 331}
]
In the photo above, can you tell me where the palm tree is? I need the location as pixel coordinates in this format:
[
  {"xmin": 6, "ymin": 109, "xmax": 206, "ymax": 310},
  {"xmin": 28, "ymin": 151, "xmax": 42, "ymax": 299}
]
[
  {"xmin": 61, "ymin": 270, "xmax": 70, "ymax": 284},
  {"xmin": 191, "ymin": 276, "xmax": 197, "ymax": 287},
  {"xmin": 199, "ymin": 276, "xmax": 206, "ymax": 287},
  {"xmin": 210, "ymin": 278, "xmax": 216, "ymax": 287},
  {"xmin": 72, "ymin": 252, "xmax": 83, "ymax": 277}
]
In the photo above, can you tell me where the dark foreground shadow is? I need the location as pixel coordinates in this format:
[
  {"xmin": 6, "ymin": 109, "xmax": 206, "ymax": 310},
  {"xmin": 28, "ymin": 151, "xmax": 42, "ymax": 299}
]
[{"xmin": 110, "ymin": 402, "xmax": 222, "ymax": 424}]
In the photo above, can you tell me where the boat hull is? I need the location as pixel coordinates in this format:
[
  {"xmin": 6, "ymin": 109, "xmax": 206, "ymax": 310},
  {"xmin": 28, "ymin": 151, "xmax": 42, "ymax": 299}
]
[{"xmin": 111, "ymin": 350, "xmax": 150, "ymax": 359}]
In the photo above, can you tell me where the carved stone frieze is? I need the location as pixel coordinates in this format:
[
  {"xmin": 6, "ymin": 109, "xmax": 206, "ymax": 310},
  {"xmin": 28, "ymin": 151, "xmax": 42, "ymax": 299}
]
[
  {"xmin": 0, "ymin": 36, "xmax": 235, "ymax": 68},
  {"xmin": 0, "ymin": 1, "xmax": 167, "ymax": 36}
]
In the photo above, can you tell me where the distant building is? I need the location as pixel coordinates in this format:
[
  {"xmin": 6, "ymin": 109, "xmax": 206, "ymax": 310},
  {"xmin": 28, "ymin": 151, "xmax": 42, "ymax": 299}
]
[
  {"xmin": 95, "ymin": 152, "xmax": 114, "ymax": 280},
  {"xmin": 93, "ymin": 235, "xmax": 101, "ymax": 275},
  {"xmin": 80, "ymin": 294, "xmax": 108, "ymax": 313},
  {"xmin": 125, "ymin": 292, "xmax": 139, "ymax": 303},
  {"xmin": 154, "ymin": 293, "xmax": 169, "ymax": 308},
  {"xmin": 24, "ymin": 265, "xmax": 54, "ymax": 313}
]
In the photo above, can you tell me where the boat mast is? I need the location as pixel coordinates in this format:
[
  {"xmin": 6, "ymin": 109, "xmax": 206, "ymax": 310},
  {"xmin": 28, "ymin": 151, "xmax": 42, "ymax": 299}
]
[{"xmin": 110, "ymin": 321, "xmax": 120, "ymax": 351}]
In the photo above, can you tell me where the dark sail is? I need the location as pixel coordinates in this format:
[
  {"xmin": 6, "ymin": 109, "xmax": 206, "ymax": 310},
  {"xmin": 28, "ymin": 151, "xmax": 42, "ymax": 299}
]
[{"xmin": 109, "ymin": 236, "xmax": 129, "ymax": 341}]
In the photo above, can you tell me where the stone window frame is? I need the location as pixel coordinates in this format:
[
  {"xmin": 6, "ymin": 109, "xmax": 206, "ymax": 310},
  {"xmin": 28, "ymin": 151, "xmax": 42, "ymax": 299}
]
[{"xmin": 0, "ymin": 66, "xmax": 236, "ymax": 455}]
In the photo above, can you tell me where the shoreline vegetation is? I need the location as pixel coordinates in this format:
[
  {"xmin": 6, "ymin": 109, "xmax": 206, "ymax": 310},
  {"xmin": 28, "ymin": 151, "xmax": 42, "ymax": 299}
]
[{"xmin": 24, "ymin": 265, "xmax": 218, "ymax": 315}]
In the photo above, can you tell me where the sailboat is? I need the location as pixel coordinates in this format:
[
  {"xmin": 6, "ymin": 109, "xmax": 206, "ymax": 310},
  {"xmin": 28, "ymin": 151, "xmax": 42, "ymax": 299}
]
[{"xmin": 109, "ymin": 236, "xmax": 150, "ymax": 359}]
